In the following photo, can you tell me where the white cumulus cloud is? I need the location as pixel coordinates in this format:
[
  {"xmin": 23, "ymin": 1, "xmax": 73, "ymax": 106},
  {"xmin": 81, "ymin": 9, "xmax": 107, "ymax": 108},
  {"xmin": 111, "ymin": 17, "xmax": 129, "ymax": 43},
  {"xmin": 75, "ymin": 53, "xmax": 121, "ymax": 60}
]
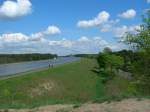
[
  {"xmin": 119, "ymin": 9, "xmax": 136, "ymax": 19},
  {"xmin": 30, "ymin": 26, "xmax": 61, "ymax": 41},
  {"xmin": 1, "ymin": 33, "xmax": 29, "ymax": 42},
  {"xmin": 78, "ymin": 36, "xmax": 90, "ymax": 42},
  {"xmin": 47, "ymin": 36, "xmax": 126, "ymax": 55},
  {"xmin": 0, "ymin": 0, "xmax": 32, "ymax": 20},
  {"xmin": 0, "ymin": 25, "xmax": 61, "ymax": 43},
  {"xmin": 77, "ymin": 11, "xmax": 110, "ymax": 28},
  {"xmin": 49, "ymin": 38, "xmax": 73, "ymax": 48},
  {"xmin": 0, "ymin": 33, "xmax": 127, "ymax": 55},
  {"xmin": 147, "ymin": 0, "xmax": 150, "ymax": 3},
  {"xmin": 45, "ymin": 26, "xmax": 61, "ymax": 35},
  {"xmin": 113, "ymin": 25, "xmax": 140, "ymax": 38}
]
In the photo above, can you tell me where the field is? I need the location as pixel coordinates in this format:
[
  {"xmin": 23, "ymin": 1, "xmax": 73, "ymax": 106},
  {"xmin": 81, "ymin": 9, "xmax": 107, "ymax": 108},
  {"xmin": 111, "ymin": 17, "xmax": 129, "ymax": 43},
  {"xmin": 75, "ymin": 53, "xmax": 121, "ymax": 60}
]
[{"xmin": 0, "ymin": 58, "xmax": 136, "ymax": 109}]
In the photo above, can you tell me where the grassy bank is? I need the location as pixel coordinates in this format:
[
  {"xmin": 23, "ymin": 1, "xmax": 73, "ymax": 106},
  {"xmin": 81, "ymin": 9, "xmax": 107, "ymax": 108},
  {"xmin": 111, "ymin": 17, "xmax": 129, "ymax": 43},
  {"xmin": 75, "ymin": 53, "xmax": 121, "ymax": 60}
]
[
  {"xmin": 0, "ymin": 59, "xmax": 105, "ymax": 109},
  {"xmin": 0, "ymin": 58, "xmax": 141, "ymax": 109}
]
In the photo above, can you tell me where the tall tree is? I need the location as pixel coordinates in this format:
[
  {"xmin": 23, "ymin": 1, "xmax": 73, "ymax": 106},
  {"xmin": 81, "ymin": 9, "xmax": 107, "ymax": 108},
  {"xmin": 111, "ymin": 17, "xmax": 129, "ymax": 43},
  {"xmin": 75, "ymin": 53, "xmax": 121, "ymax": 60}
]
[{"xmin": 124, "ymin": 10, "xmax": 150, "ymax": 94}]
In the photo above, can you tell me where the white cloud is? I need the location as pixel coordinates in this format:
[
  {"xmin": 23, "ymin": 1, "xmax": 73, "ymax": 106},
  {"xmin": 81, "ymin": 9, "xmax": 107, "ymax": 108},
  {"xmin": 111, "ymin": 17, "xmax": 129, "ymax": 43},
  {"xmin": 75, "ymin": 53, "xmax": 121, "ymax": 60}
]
[
  {"xmin": 77, "ymin": 11, "xmax": 110, "ymax": 28},
  {"xmin": 100, "ymin": 24, "xmax": 112, "ymax": 32},
  {"xmin": 48, "ymin": 36, "xmax": 106, "ymax": 54},
  {"xmin": 147, "ymin": 0, "xmax": 150, "ymax": 3},
  {"xmin": 47, "ymin": 36, "xmax": 126, "ymax": 55},
  {"xmin": 78, "ymin": 36, "xmax": 90, "ymax": 42},
  {"xmin": 99, "ymin": 19, "xmax": 120, "ymax": 32},
  {"xmin": 30, "ymin": 32, "xmax": 44, "ymax": 41},
  {"xmin": 0, "ymin": 24, "xmax": 128, "ymax": 55},
  {"xmin": 60, "ymin": 39, "xmax": 73, "ymax": 48},
  {"xmin": 0, "ymin": 25, "xmax": 63, "ymax": 54},
  {"xmin": 0, "ymin": 25, "xmax": 61, "ymax": 43},
  {"xmin": 113, "ymin": 25, "xmax": 128, "ymax": 37},
  {"xmin": 0, "ymin": 33, "xmax": 127, "ymax": 55},
  {"xmin": 0, "ymin": 0, "xmax": 32, "ymax": 20},
  {"xmin": 45, "ymin": 26, "xmax": 61, "ymax": 35},
  {"xmin": 1, "ymin": 33, "xmax": 29, "ymax": 42},
  {"xmin": 49, "ymin": 38, "xmax": 73, "ymax": 48},
  {"xmin": 77, "ymin": 11, "xmax": 121, "ymax": 34},
  {"xmin": 93, "ymin": 37, "xmax": 109, "ymax": 46},
  {"xmin": 31, "ymin": 26, "xmax": 61, "ymax": 41},
  {"xmin": 113, "ymin": 25, "xmax": 140, "ymax": 38},
  {"xmin": 119, "ymin": 9, "xmax": 136, "ymax": 19}
]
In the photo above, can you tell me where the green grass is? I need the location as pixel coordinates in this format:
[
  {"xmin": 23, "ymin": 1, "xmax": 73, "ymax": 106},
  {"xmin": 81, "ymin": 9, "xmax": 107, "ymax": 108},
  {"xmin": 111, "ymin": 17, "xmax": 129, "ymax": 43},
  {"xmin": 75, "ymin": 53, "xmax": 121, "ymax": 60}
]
[
  {"xmin": 0, "ymin": 59, "xmax": 104, "ymax": 109},
  {"xmin": 105, "ymin": 76, "xmax": 137, "ymax": 96},
  {"xmin": 0, "ymin": 58, "xmax": 145, "ymax": 109}
]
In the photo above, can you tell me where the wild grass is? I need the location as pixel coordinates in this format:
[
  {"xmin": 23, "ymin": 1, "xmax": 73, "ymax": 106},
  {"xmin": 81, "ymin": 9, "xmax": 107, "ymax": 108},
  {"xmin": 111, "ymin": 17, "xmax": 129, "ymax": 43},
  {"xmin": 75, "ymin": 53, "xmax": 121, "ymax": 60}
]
[
  {"xmin": 0, "ymin": 59, "xmax": 104, "ymax": 109},
  {"xmin": 0, "ymin": 58, "xmax": 146, "ymax": 109}
]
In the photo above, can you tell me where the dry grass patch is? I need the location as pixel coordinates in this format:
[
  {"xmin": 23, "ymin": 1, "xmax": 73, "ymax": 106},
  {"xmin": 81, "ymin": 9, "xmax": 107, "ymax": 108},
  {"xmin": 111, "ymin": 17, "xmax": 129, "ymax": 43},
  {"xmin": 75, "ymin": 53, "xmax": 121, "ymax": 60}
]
[
  {"xmin": 29, "ymin": 81, "xmax": 55, "ymax": 97},
  {"xmin": 0, "ymin": 99, "xmax": 150, "ymax": 112}
]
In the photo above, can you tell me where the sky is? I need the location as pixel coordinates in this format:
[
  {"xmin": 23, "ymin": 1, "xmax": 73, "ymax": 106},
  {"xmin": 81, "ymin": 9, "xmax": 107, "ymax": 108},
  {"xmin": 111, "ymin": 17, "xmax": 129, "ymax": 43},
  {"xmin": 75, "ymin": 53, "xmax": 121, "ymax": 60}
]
[{"xmin": 0, "ymin": 0, "xmax": 149, "ymax": 55}]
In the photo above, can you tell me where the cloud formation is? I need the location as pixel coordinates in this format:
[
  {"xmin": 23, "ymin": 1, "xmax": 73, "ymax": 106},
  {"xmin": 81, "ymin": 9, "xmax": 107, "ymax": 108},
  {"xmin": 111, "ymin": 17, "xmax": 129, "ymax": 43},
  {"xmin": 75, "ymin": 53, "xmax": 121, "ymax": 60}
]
[
  {"xmin": 99, "ymin": 19, "xmax": 120, "ymax": 32},
  {"xmin": 0, "ymin": 0, "xmax": 32, "ymax": 20},
  {"xmin": 119, "ymin": 9, "xmax": 136, "ymax": 19},
  {"xmin": 77, "ymin": 11, "xmax": 110, "ymax": 28},
  {"xmin": 0, "ymin": 32, "xmax": 126, "ymax": 55},
  {"xmin": 0, "ymin": 25, "xmax": 64, "ymax": 54},
  {"xmin": 0, "ymin": 25, "xmax": 61, "ymax": 42},
  {"xmin": 45, "ymin": 26, "xmax": 61, "ymax": 35},
  {"xmin": 76, "ymin": 10, "xmax": 140, "ymax": 45},
  {"xmin": 113, "ymin": 25, "xmax": 140, "ymax": 38},
  {"xmin": 30, "ymin": 26, "xmax": 61, "ymax": 41},
  {"xmin": 147, "ymin": 0, "xmax": 150, "ymax": 3},
  {"xmin": 47, "ymin": 36, "xmax": 126, "ymax": 55},
  {"xmin": 1, "ymin": 33, "xmax": 28, "ymax": 42}
]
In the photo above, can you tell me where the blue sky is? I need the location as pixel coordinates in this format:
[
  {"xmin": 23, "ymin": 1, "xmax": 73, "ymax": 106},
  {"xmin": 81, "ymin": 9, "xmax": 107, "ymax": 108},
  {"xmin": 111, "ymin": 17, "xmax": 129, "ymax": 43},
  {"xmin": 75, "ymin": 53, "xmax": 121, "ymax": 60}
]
[{"xmin": 0, "ymin": 0, "xmax": 149, "ymax": 55}]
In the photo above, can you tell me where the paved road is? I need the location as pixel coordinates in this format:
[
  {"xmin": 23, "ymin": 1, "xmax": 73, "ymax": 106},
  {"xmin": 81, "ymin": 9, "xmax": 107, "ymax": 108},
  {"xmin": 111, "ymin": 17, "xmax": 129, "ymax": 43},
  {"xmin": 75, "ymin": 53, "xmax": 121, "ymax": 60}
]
[{"xmin": 0, "ymin": 57, "xmax": 80, "ymax": 77}]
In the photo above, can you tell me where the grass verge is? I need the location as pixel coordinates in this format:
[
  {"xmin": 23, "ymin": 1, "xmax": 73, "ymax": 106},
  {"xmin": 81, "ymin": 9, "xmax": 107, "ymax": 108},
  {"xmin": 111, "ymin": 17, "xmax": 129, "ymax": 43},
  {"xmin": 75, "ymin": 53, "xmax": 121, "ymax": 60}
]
[
  {"xmin": 0, "ymin": 59, "xmax": 104, "ymax": 109},
  {"xmin": 0, "ymin": 58, "xmax": 148, "ymax": 109}
]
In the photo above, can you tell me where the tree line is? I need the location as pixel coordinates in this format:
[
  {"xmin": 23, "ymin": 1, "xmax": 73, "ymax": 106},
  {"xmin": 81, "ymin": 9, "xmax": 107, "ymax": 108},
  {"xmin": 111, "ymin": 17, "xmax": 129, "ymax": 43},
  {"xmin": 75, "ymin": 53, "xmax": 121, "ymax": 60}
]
[
  {"xmin": 0, "ymin": 53, "xmax": 57, "ymax": 64},
  {"xmin": 96, "ymin": 10, "xmax": 150, "ymax": 95}
]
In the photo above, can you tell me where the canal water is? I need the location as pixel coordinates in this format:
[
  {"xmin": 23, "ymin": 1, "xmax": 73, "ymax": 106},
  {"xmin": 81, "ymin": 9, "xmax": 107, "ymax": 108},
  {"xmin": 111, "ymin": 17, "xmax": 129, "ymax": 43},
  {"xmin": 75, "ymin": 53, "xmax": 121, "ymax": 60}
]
[{"xmin": 0, "ymin": 57, "xmax": 80, "ymax": 77}]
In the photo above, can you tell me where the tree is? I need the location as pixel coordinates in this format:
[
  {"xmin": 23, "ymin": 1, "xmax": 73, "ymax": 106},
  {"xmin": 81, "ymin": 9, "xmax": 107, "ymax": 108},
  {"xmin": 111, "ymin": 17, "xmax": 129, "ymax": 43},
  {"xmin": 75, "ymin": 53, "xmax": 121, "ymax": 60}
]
[
  {"xmin": 115, "ymin": 50, "xmax": 134, "ymax": 72},
  {"xmin": 124, "ymin": 10, "xmax": 150, "ymax": 94},
  {"xmin": 104, "ymin": 54, "xmax": 124, "ymax": 72},
  {"xmin": 125, "ymin": 10, "xmax": 150, "ymax": 52},
  {"xmin": 103, "ymin": 47, "xmax": 112, "ymax": 54},
  {"xmin": 97, "ymin": 53, "xmax": 106, "ymax": 70},
  {"xmin": 97, "ymin": 52, "xmax": 124, "ymax": 83}
]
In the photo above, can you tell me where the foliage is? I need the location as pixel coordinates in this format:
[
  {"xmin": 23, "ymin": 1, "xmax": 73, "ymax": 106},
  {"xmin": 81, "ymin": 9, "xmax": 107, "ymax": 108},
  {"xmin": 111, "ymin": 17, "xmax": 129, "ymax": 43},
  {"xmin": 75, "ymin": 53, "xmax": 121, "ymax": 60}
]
[
  {"xmin": 114, "ymin": 50, "xmax": 133, "ymax": 72},
  {"xmin": 0, "ymin": 59, "xmax": 104, "ymax": 108},
  {"xmin": 125, "ymin": 11, "xmax": 150, "ymax": 52},
  {"xmin": 99, "ymin": 70, "xmax": 115, "ymax": 84},
  {"xmin": 104, "ymin": 54, "xmax": 124, "ymax": 71},
  {"xmin": 97, "ymin": 48, "xmax": 124, "ymax": 83},
  {"xmin": 97, "ymin": 53, "xmax": 106, "ymax": 69},
  {"xmin": 124, "ymin": 10, "xmax": 150, "ymax": 94},
  {"xmin": 73, "ymin": 54, "xmax": 98, "ymax": 59},
  {"xmin": 103, "ymin": 47, "xmax": 112, "ymax": 54},
  {"xmin": 0, "ymin": 58, "xmax": 143, "ymax": 109},
  {"xmin": 97, "ymin": 53, "xmax": 124, "ymax": 72},
  {"xmin": 0, "ymin": 53, "xmax": 57, "ymax": 64}
]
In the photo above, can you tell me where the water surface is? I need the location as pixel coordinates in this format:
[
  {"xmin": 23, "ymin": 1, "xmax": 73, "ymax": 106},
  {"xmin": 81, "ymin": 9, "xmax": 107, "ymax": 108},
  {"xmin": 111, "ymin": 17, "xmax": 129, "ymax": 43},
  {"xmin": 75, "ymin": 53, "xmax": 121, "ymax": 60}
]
[{"xmin": 0, "ymin": 57, "xmax": 80, "ymax": 77}]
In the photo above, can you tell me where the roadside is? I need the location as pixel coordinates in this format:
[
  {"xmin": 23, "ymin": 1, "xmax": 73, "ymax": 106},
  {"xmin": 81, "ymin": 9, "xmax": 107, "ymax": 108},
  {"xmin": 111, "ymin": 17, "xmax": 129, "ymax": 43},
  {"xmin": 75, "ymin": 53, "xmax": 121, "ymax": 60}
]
[
  {"xmin": 0, "ymin": 99, "xmax": 150, "ymax": 112},
  {"xmin": 0, "ymin": 59, "xmax": 102, "ymax": 109},
  {"xmin": 0, "ymin": 57, "xmax": 80, "ymax": 80},
  {"xmin": 0, "ymin": 58, "xmax": 149, "ymax": 110},
  {"xmin": 0, "ymin": 57, "xmax": 80, "ymax": 77},
  {"xmin": 0, "ymin": 67, "xmax": 49, "ymax": 81}
]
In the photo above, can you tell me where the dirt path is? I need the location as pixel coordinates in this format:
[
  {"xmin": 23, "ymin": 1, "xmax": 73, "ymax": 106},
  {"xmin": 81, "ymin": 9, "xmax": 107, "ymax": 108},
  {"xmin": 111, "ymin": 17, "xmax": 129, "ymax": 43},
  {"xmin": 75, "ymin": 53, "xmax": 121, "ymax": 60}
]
[{"xmin": 0, "ymin": 99, "xmax": 150, "ymax": 112}]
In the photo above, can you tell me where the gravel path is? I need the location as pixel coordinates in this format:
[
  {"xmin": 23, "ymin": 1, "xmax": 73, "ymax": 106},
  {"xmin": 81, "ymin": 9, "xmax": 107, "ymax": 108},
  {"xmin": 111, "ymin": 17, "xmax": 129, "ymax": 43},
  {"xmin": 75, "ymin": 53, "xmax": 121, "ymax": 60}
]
[{"xmin": 0, "ymin": 98, "xmax": 150, "ymax": 112}]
